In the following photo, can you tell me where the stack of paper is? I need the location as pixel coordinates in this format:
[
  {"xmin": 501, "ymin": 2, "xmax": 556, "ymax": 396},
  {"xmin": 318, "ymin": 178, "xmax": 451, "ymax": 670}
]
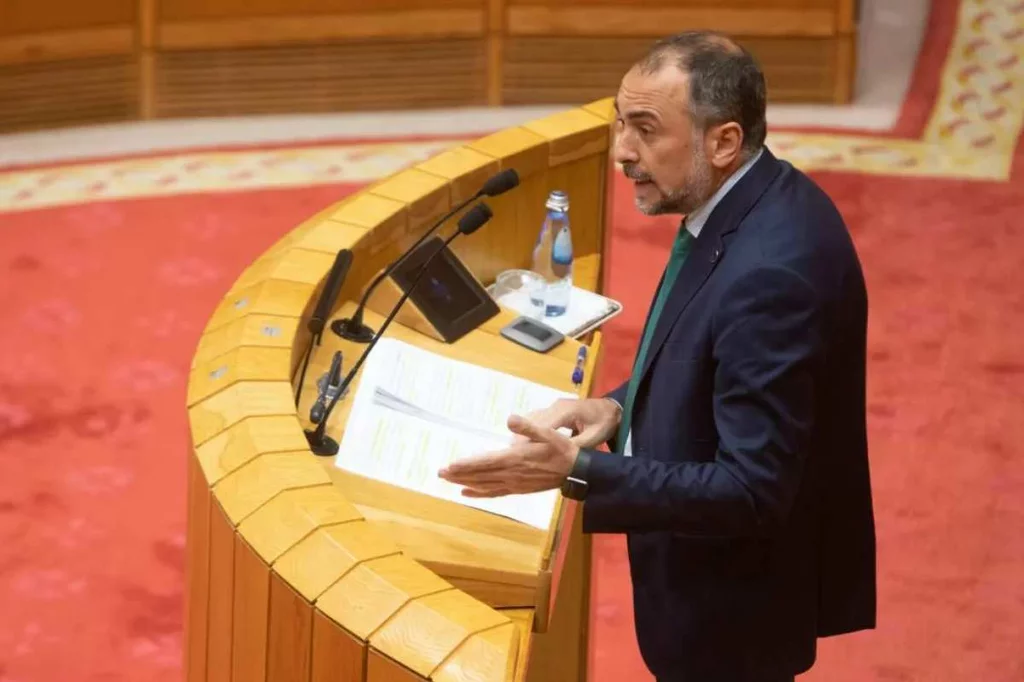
[
  {"xmin": 490, "ymin": 284, "xmax": 622, "ymax": 338},
  {"xmin": 335, "ymin": 338, "xmax": 576, "ymax": 529}
]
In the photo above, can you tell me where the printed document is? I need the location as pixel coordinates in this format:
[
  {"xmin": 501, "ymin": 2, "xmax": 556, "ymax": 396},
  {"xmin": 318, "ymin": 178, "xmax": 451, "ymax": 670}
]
[{"xmin": 335, "ymin": 338, "xmax": 576, "ymax": 529}]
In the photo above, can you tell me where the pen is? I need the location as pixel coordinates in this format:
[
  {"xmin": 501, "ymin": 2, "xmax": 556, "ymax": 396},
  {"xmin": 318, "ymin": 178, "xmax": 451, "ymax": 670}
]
[{"xmin": 572, "ymin": 345, "xmax": 587, "ymax": 387}]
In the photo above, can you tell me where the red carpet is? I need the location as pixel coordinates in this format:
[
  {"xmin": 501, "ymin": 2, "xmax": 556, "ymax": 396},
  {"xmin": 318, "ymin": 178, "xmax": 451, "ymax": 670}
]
[{"xmin": 1, "ymin": 1, "xmax": 1023, "ymax": 679}]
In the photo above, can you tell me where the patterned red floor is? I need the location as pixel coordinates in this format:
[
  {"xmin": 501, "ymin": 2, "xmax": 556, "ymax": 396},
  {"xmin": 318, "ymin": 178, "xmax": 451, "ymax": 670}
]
[{"xmin": 1, "ymin": 1, "xmax": 1023, "ymax": 680}]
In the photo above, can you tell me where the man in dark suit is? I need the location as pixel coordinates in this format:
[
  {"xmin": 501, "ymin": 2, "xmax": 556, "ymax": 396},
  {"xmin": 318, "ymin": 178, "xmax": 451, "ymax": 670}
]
[{"xmin": 440, "ymin": 31, "xmax": 876, "ymax": 682}]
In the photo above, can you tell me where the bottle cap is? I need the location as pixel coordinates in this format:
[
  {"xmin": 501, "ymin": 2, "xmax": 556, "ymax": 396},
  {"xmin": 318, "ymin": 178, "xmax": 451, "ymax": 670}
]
[{"xmin": 545, "ymin": 190, "xmax": 569, "ymax": 212}]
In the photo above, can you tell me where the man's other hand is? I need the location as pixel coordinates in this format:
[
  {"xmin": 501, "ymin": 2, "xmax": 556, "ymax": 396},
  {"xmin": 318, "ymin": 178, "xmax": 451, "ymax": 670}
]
[{"xmin": 517, "ymin": 397, "xmax": 622, "ymax": 449}]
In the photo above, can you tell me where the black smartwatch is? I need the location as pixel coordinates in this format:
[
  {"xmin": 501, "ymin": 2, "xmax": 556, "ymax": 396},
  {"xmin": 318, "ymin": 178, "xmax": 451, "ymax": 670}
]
[{"xmin": 561, "ymin": 449, "xmax": 593, "ymax": 500}]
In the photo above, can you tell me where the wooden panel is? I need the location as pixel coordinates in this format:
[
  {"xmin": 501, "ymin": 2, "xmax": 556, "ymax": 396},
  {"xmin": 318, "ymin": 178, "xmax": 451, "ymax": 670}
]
[
  {"xmin": 507, "ymin": 0, "xmax": 836, "ymax": 5},
  {"xmin": 0, "ymin": 28, "xmax": 134, "ymax": 64},
  {"xmin": 317, "ymin": 554, "xmax": 452, "ymax": 641},
  {"xmin": 159, "ymin": 11, "xmax": 485, "ymax": 48},
  {"xmin": 366, "ymin": 653, "xmax": 426, "ymax": 682},
  {"xmin": 232, "ymin": 537, "xmax": 271, "ymax": 682},
  {"xmin": 214, "ymin": 451, "xmax": 331, "ymax": 523},
  {"xmin": 506, "ymin": 5, "xmax": 836, "ymax": 37},
  {"xmin": 0, "ymin": 55, "xmax": 137, "ymax": 132},
  {"xmin": 187, "ymin": 347, "xmax": 293, "ymax": 406},
  {"xmin": 161, "ymin": 0, "xmax": 480, "ymax": 22},
  {"xmin": 370, "ymin": 590, "xmax": 509, "ymax": 678},
  {"xmin": 185, "ymin": 455, "xmax": 212, "ymax": 682},
  {"xmin": 274, "ymin": 521, "xmax": 401, "ymax": 602},
  {"xmin": 368, "ymin": 168, "xmax": 452, "ymax": 234},
  {"xmin": 504, "ymin": 35, "xmax": 843, "ymax": 105},
  {"xmin": 0, "ymin": 0, "xmax": 135, "ymax": 36},
  {"xmin": 293, "ymin": 220, "xmax": 370, "ymax": 255},
  {"xmin": 187, "ymin": 381, "xmax": 295, "ymax": 447},
  {"xmin": 229, "ymin": 249, "xmax": 337, "ymax": 291},
  {"xmin": 268, "ymin": 574, "xmax": 314, "ymax": 682},
  {"xmin": 195, "ymin": 415, "xmax": 308, "ymax": 486},
  {"xmin": 192, "ymin": 314, "xmax": 300, "ymax": 368},
  {"xmin": 239, "ymin": 485, "xmax": 363, "ymax": 563},
  {"xmin": 153, "ymin": 38, "xmax": 487, "ymax": 118},
  {"xmin": 311, "ymin": 610, "xmax": 367, "ymax": 682},
  {"xmin": 203, "ymin": 280, "xmax": 312, "ymax": 333},
  {"xmin": 433, "ymin": 622, "xmax": 519, "ymax": 682},
  {"xmin": 208, "ymin": 502, "xmax": 237, "ymax": 682}
]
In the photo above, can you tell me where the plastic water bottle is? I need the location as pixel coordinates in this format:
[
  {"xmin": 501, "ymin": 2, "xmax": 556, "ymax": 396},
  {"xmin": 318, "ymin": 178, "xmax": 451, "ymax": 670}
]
[{"xmin": 531, "ymin": 190, "xmax": 573, "ymax": 317}]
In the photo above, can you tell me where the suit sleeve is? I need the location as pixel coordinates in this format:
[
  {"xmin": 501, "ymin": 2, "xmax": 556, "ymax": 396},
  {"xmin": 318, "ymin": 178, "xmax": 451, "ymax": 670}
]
[
  {"xmin": 604, "ymin": 381, "xmax": 628, "ymax": 408},
  {"xmin": 581, "ymin": 266, "xmax": 822, "ymax": 537}
]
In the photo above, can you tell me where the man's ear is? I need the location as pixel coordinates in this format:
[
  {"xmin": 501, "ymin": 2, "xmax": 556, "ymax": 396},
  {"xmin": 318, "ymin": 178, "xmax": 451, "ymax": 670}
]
[{"xmin": 707, "ymin": 122, "xmax": 744, "ymax": 169}]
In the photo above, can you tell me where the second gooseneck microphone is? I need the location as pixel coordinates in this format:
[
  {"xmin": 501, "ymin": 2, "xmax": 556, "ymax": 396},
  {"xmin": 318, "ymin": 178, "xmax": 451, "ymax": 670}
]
[
  {"xmin": 306, "ymin": 202, "xmax": 494, "ymax": 456},
  {"xmin": 331, "ymin": 168, "xmax": 519, "ymax": 343}
]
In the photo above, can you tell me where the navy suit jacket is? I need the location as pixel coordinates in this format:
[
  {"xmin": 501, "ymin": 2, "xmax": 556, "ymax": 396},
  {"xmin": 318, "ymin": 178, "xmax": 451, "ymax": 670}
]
[{"xmin": 583, "ymin": 148, "xmax": 876, "ymax": 681}]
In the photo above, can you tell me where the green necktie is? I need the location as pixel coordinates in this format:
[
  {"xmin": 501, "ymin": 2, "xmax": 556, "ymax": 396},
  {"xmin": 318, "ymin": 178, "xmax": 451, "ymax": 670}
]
[{"xmin": 617, "ymin": 226, "xmax": 694, "ymax": 453}]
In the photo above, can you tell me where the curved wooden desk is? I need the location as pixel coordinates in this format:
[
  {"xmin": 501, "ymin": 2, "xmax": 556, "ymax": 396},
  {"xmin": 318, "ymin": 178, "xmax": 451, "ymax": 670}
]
[{"xmin": 184, "ymin": 97, "xmax": 616, "ymax": 682}]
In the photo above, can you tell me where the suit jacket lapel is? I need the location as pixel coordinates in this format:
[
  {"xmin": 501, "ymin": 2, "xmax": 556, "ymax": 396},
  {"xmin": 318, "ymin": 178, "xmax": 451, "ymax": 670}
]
[{"xmin": 637, "ymin": 149, "xmax": 784, "ymax": 382}]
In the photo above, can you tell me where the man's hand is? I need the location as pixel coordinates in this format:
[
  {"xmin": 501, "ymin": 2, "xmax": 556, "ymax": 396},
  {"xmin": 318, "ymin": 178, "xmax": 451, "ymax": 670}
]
[
  {"xmin": 438, "ymin": 414, "xmax": 579, "ymax": 498},
  {"xmin": 518, "ymin": 397, "xmax": 623, "ymax": 449}
]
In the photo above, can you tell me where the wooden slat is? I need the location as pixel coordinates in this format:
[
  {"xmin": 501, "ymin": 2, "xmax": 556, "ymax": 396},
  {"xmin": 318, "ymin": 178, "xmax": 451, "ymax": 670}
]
[
  {"xmin": 311, "ymin": 609, "xmax": 367, "ymax": 682},
  {"xmin": 158, "ymin": 10, "xmax": 486, "ymax": 50},
  {"xmin": 0, "ymin": 27, "xmax": 133, "ymax": 65},
  {"xmin": 267, "ymin": 575, "xmax": 314, "ymax": 682},
  {"xmin": 202, "ymin": 280, "xmax": 312, "ymax": 334},
  {"xmin": 214, "ymin": 451, "xmax": 331, "ymax": 524},
  {"xmin": 232, "ymin": 537, "xmax": 271, "ymax": 682},
  {"xmin": 229, "ymin": 248, "xmax": 337, "ymax": 291},
  {"xmin": 521, "ymin": 107, "xmax": 609, "ymax": 168},
  {"xmin": 192, "ymin": 314, "xmax": 300, "ymax": 368},
  {"xmin": 187, "ymin": 346, "xmax": 293, "ymax": 407},
  {"xmin": 208, "ymin": 502, "xmax": 237, "ymax": 682},
  {"xmin": 433, "ymin": 622, "xmax": 519, "ymax": 682},
  {"xmin": 188, "ymin": 381, "xmax": 295, "ymax": 447},
  {"xmin": 239, "ymin": 485, "xmax": 364, "ymax": 564},
  {"xmin": 185, "ymin": 455, "xmax": 212, "ymax": 682},
  {"xmin": 0, "ymin": 54, "xmax": 137, "ymax": 133},
  {"xmin": 506, "ymin": 6, "xmax": 836, "ymax": 38},
  {"xmin": 468, "ymin": 127, "xmax": 549, "ymax": 181},
  {"xmin": 154, "ymin": 39, "xmax": 487, "ymax": 118},
  {"xmin": 368, "ymin": 168, "xmax": 452, "ymax": 234},
  {"xmin": 370, "ymin": 590, "xmax": 510, "ymax": 678},
  {"xmin": 195, "ymin": 415, "xmax": 309, "ymax": 486},
  {"xmin": 275, "ymin": 521, "xmax": 402, "ymax": 602},
  {"xmin": 318, "ymin": 554, "xmax": 451, "ymax": 641},
  {"xmin": 293, "ymin": 220, "xmax": 370, "ymax": 255}
]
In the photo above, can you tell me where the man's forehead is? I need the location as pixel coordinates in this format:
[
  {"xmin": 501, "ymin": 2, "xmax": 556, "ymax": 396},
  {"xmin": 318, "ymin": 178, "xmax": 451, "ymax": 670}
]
[{"xmin": 615, "ymin": 65, "xmax": 689, "ymax": 113}]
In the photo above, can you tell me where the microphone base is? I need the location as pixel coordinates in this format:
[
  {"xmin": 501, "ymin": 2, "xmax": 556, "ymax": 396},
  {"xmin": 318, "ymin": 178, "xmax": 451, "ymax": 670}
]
[
  {"xmin": 304, "ymin": 430, "xmax": 339, "ymax": 457},
  {"xmin": 331, "ymin": 316, "xmax": 374, "ymax": 343}
]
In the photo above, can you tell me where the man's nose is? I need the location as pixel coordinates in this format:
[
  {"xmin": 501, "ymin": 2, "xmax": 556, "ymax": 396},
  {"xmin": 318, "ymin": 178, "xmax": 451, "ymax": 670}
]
[{"xmin": 612, "ymin": 129, "xmax": 638, "ymax": 167}]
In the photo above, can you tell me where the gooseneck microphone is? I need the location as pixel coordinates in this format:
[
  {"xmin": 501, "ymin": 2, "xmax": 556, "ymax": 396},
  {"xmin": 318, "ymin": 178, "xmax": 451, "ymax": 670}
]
[
  {"xmin": 306, "ymin": 202, "xmax": 494, "ymax": 456},
  {"xmin": 293, "ymin": 248, "xmax": 352, "ymax": 406},
  {"xmin": 331, "ymin": 168, "xmax": 519, "ymax": 343}
]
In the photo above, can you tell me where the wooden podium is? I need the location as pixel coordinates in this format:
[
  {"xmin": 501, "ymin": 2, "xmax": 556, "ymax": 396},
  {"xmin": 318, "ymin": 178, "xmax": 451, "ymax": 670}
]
[{"xmin": 184, "ymin": 98, "xmax": 616, "ymax": 682}]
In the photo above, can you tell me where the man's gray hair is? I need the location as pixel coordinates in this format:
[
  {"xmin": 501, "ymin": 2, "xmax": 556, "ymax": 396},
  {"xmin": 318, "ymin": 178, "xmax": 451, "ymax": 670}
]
[{"xmin": 636, "ymin": 31, "xmax": 768, "ymax": 157}]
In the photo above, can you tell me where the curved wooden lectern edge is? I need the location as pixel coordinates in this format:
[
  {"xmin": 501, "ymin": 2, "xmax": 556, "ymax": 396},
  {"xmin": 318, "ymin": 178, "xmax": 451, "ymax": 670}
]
[{"xmin": 185, "ymin": 97, "xmax": 615, "ymax": 682}]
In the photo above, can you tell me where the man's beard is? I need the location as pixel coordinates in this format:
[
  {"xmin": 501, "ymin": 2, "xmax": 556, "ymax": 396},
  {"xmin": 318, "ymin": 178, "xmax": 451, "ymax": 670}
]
[{"xmin": 626, "ymin": 148, "xmax": 715, "ymax": 217}]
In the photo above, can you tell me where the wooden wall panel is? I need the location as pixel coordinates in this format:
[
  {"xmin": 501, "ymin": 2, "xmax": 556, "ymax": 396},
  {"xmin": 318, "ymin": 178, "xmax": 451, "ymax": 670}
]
[
  {"xmin": 160, "ymin": 0, "xmax": 480, "ymax": 22},
  {"xmin": 0, "ymin": 55, "xmax": 138, "ymax": 132},
  {"xmin": 232, "ymin": 537, "xmax": 271, "ymax": 682},
  {"xmin": 153, "ymin": 38, "xmax": 486, "ymax": 118},
  {"xmin": 504, "ymin": 35, "xmax": 842, "ymax": 105},
  {"xmin": 0, "ymin": 0, "xmax": 135, "ymax": 36}
]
